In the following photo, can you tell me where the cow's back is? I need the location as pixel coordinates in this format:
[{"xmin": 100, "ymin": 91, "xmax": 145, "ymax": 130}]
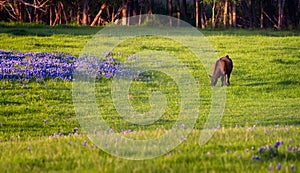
[{"xmin": 220, "ymin": 55, "xmax": 233, "ymax": 74}]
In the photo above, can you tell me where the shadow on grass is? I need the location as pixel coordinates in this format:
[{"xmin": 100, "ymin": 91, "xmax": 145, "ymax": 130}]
[
  {"xmin": 0, "ymin": 23, "xmax": 102, "ymax": 36},
  {"xmin": 1, "ymin": 22, "xmax": 300, "ymax": 37}
]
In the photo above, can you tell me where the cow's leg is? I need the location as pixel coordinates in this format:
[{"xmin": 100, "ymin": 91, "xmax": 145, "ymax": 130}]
[
  {"xmin": 221, "ymin": 74, "xmax": 226, "ymax": 86},
  {"xmin": 227, "ymin": 73, "xmax": 231, "ymax": 86}
]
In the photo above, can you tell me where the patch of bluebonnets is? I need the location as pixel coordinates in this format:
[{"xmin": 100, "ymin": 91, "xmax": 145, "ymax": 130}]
[{"xmin": 0, "ymin": 50, "xmax": 121, "ymax": 81}]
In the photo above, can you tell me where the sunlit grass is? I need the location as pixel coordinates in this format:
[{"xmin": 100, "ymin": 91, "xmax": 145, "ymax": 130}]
[{"xmin": 0, "ymin": 24, "xmax": 300, "ymax": 172}]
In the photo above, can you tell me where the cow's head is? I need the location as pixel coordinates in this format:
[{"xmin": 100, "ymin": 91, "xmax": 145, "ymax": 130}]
[{"xmin": 209, "ymin": 75, "xmax": 217, "ymax": 86}]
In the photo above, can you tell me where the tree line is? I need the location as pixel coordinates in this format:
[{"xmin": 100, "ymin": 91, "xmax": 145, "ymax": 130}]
[{"xmin": 1, "ymin": 0, "xmax": 299, "ymax": 29}]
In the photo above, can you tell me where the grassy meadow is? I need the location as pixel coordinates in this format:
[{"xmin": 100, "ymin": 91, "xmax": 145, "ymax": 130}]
[{"xmin": 0, "ymin": 23, "xmax": 300, "ymax": 172}]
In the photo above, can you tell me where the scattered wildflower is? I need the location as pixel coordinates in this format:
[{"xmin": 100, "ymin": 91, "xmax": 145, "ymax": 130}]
[
  {"xmin": 252, "ymin": 155, "xmax": 259, "ymax": 160},
  {"xmin": 290, "ymin": 165, "xmax": 295, "ymax": 171},
  {"xmin": 180, "ymin": 124, "xmax": 185, "ymax": 129},
  {"xmin": 74, "ymin": 127, "xmax": 78, "ymax": 133},
  {"xmin": 259, "ymin": 146, "xmax": 265, "ymax": 153},
  {"xmin": 206, "ymin": 152, "xmax": 211, "ymax": 156},
  {"xmin": 109, "ymin": 129, "xmax": 113, "ymax": 133},
  {"xmin": 83, "ymin": 140, "xmax": 87, "ymax": 147},
  {"xmin": 268, "ymin": 165, "xmax": 272, "ymax": 171},
  {"xmin": 245, "ymin": 149, "xmax": 249, "ymax": 152},
  {"xmin": 274, "ymin": 141, "xmax": 281, "ymax": 149},
  {"xmin": 277, "ymin": 163, "xmax": 281, "ymax": 171},
  {"xmin": 289, "ymin": 139, "xmax": 293, "ymax": 144},
  {"xmin": 27, "ymin": 147, "xmax": 31, "ymax": 152},
  {"xmin": 43, "ymin": 120, "xmax": 47, "ymax": 125},
  {"xmin": 225, "ymin": 148, "xmax": 229, "ymax": 153},
  {"xmin": 288, "ymin": 145, "xmax": 292, "ymax": 151},
  {"xmin": 253, "ymin": 125, "xmax": 256, "ymax": 130}
]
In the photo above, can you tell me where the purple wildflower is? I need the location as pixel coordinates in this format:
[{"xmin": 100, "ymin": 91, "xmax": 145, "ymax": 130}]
[
  {"xmin": 68, "ymin": 140, "xmax": 71, "ymax": 145},
  {"xmin": 268, "ymin": 165, "xmax": 272, "ymax": 171},
  {"xmin": 252, "ymin": 155, "xmax": 259, "ymax": 160},
  {"xmin": 74, "ymin": 127, "xmax": 78, "ymax": 133},
  {"xmin": 290, "ymin": 165, "xmax": 295, "ymax": 171},
  {"xmin": 109, "ymin": 129, "xmax": 113, "ymax": 133},
  {"xmin": 253, "ymin": 125, "xmax": 256, "ymax": 130},
  {"xmin": 277, "ymin": 163, "xmax": 281, "ymax": 171},
  {"xmin": 181, "ymin": 124, "xmax": 185, "ymax": 129},
  {"xmin": 27, "ymin": 147, "xmax": 31, "ymax": 152},
  {"xmin": 245, "ymin": 148, "xmax": 249, "ymax": 152},
  {"xmin": 93, "ymin": 129, "xmax": 97, "ymax": 135},
  {"xmin": 289, "ymin": 139, "xmax": 293, "ymax": 144},
  {"xmin": 288, "ymin": 145, "xmax": 292, "ymax": 151},
  {"xmin": 83, "ymin": 140, "xmax": 87, "ymax": 147},
  {"xmin": 43, "ymin": 120, "xmax": 47, "ymax": 125},
  {"xmin": 274, "ymin": 141, "xmax": 281, "ymax": 149},
  {"xmin": 259, "ymin": 146, "xmax": 265, "ymax": 153},
  {"xmin": 265, "ymin": 129, "xmax": 269, "ymax": 134},
  {"xmin": 225, "ymin": 148, "xmax": 229, "ymax": 153}
]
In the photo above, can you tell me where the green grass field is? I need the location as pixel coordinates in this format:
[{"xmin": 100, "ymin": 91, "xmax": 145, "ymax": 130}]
[{"xmin": 0, "ymin": 23, "xmax": 300, "ymax": 172}]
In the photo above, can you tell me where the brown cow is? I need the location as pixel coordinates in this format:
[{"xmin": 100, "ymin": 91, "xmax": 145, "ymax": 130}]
[{"xmin": 209, "ymin": 55, "xmax": 233, "ymax": 86}]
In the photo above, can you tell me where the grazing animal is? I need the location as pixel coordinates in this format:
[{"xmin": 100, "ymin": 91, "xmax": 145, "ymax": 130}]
[{"xmin": 209, "ymin": 55, "xmax": 233, "ymax": 86}]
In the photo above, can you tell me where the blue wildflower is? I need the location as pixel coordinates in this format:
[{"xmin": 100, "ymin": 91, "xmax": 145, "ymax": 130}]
[
  {"xmin": 274, "ymin": 141, "xmax": 281, "ymax": 149},
  {"xmin": 277, "ymin": 163, "xmax": 281, "ymax": 171},
  {"xmin": 290, "ymin": 165, "xmax": 295, "ymax": 171}
]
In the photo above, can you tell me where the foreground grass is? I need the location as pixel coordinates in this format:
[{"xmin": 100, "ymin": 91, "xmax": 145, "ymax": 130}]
[
  {"xmin": 0, "ymin": 126, "xmax": 299, "ymax": 172},
  {"xmin": 0, "ymin": 23, "xmax": 300, "ymax": 172}
]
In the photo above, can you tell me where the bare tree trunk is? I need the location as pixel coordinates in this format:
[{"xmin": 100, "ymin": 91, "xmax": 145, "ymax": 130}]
[
  {"xmin": 260, "ymin": 0, "xmax": 263, "ymax": 29},
  {"xmin": 53, "ymin": 5, "xmax": 60, "ymax": 25},
  {"xmin": 82, "ymin": 0, "xmax": 88, "ymax": 25},
  {"xmin": 168, "ymin": 0, "xmax": 173, "ymax": 26},
  {"xmin": 127, "ymin": 0, "xmax": 133, "ymax": 25},
  {"xmin": 133, "ymin": 0, "xmax": 138, "ymax": 16},
  {"xmin": 223, "ymin": 0, "xmax": 228, "ymax": 28},
  {"xmin": 232, "ymin": 1, "xmax": 236, "ymax": 27},
  {"xmin": 181, "ymin": 0, "xmax": 187, "ymax": 20},
  {"xmin": 195, "ymin": 0, "xmax": 199, "ymax": 28},
  {"xmin": 49, "ymin": 1, "xmax": 53, "ymax": 26},
  {"xmin": 122, "ymin": 0, "xmax": 127, "ymax": 25},
  {"xmin": 212, "ymin": 0, "xmax": 216, "ymax": 29},
  {"xmin": 277, "ymin": 0, "xmax": 286, "ymax": 29},
  {"xmin": 149, "ymin": 0, "xmax": 154, "ymax": 14},
  {"xmin": 176, "ymin": 0, "xmax": 180, "ymax": 26},
  {"xmin": 228, "ymin": 1, "xmax": 232, "ymax": 27},
  {"xmin": 90, "ymin": 2, "xmax": 107, "ymax": 26},
  {"xmin": 13, "ymin": 0, "xmax": 22, "ymax": 21},
  {"xmin": 60, "ymin": 1, "xmax": 68, "ymax": 24},
  {"xmin": 77, "ymin": 1, "xmax": 80, "ymax": 25},
  {"xmin": 200, "ymin": 0, "xmax": 205, "ymax": 29}
]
